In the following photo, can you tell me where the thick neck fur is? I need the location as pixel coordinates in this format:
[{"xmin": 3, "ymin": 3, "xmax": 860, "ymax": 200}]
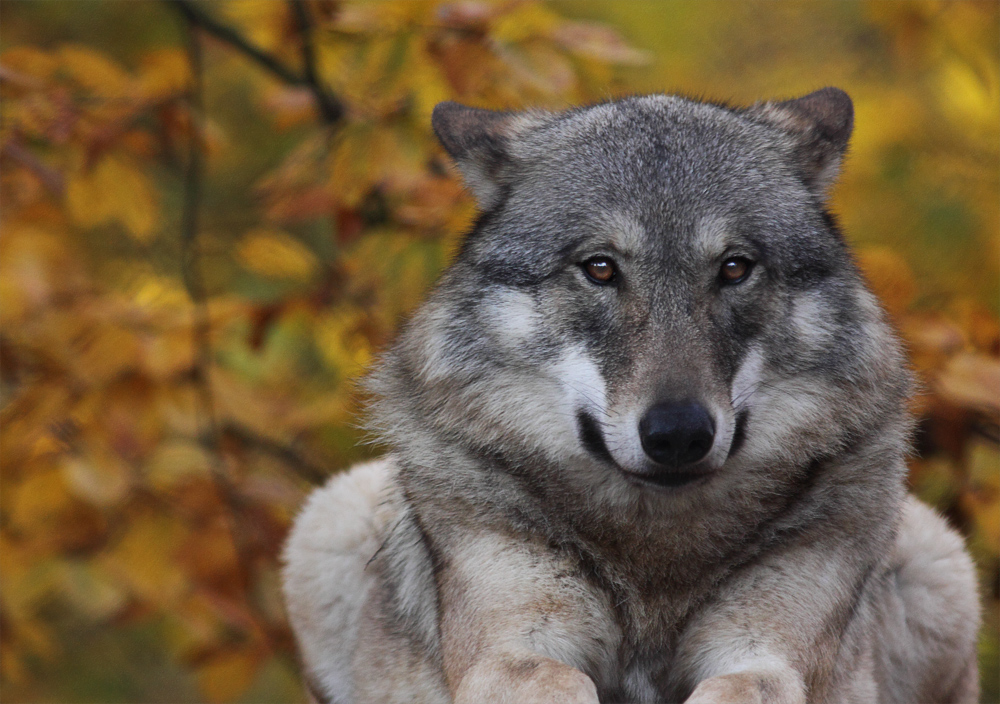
[{"xmin": 367, "ymin": 330, "xmax": 911, "ymax": 648}]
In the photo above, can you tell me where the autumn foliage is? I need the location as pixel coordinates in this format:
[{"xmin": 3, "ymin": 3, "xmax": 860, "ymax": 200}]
[{"xmin": 0, "ymin": 2, "xmax": 997, "ymax": 702}]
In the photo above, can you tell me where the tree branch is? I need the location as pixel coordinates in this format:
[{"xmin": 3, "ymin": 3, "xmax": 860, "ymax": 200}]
[
  {"xmin": 1, "ymin": 139, "xmax": 65, "ymax": 196},
  {"xmin": 166, "ymin": 0, "xmax": 343, "ymax": 125},
  {"xmin": 221, "ymin": 422, "xmax": 330, "ymax": 486},
  {"xmin": 178, "ymin": 16, "xmax": 257, "ymax": 596},
  {"xmin": 168, "ymin": 0, "xmax": 301, "ymax": 84},
  {"xmin": 288, "ymin": 0, "xmax": 343, "ymax": 124}
]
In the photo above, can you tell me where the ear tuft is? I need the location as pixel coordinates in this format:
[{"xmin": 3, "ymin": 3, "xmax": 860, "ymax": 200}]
[
  {"xmin": 748, "ymin": 87, "xmax": 854, "ymax": 195},
  {"xmin": 432, "ymin": 102, "xmax": 511, "ymax": 162},
  {"xmin": 432, "ymin": 102, "xmax": 516, "ymax": 209}
]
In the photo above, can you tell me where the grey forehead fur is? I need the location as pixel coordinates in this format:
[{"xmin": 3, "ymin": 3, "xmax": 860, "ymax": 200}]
[{"xmin": 440, "ymin": 93, "xmax": 850, "ymax": 288}]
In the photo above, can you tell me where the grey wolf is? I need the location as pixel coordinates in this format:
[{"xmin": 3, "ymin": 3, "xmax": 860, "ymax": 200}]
[{"xmin": 282, "ymin": 89, "xmax": 980, "ymax": 703}]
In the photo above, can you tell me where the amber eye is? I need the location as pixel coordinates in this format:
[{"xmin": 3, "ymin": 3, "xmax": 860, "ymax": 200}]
[
  {"xmin": 582, "ymin": 256, "xmax": 617, "ymax": 284},
  {"xmin": 719, "ymin": 257, "xmax": 753, "ymax": 285}
]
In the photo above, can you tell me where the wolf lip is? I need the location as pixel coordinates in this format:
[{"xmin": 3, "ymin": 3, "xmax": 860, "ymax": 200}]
[{"xmin": 620, "ymin": 467, "xmax": 712, "ymax": 490}]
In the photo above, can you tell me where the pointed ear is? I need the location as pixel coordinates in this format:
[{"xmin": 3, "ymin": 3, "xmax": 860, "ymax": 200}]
[
  {"xmin": 747, "ymin": 87, "xmax": 854, "ymax": 195},
  {"xmin": 432, "ymin": 102, "xmax": 519, "ymax": 209}
]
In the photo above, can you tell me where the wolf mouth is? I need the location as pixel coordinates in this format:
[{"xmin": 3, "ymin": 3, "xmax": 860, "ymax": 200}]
[
  {"xmin": 577, "ymin": 410, "xmax": 616, "ymax": 465},
  {"xmin": 576, "ymin": 410, "xmax": 711, "ymax": 490},
  {"xmin": 621, "ymin": 470, "xmax": 709, "ymax": 490}
]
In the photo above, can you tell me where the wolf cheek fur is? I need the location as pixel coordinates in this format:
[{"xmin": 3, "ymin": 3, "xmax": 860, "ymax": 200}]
[{"xmin": 282, "ymin": 89, "xmax": 981, "ymax": 703}]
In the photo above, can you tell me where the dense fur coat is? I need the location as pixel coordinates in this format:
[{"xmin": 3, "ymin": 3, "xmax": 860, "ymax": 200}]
[{"xmin": 283, "ymin": 89, "xmax": 980, "ymax": 704}]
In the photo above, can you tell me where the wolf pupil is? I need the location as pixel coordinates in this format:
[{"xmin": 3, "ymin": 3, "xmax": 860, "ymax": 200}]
[
  {"xmin": 583, "ymin": 257, "xmax": 616, "ymax": 284},
  {"xmin": 720, "ymin": 257, "xmax": 752, "ymax": 284}
]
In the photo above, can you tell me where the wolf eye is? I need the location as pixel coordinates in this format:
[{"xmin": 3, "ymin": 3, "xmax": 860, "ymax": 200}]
[
  {"xmin": 582, "ymin": 256, "xmax": 617, "ymax": 285},
  {"xmin": 719, "ymin": 257, "xmax": 753, "ymax": 285}
]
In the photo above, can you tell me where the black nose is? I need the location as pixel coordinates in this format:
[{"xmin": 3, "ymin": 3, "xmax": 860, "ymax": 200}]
[{"xmin": 639, "ymin": 402, "xmax": 715, "ymax": 467}]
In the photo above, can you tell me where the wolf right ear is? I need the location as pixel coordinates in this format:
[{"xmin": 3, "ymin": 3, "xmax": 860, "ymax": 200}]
[
  {"xmin": 746, "ymin": 87, "xmax": 854, "ymax": 196},
  {"xmin": 432, "ymin": 102, "xmax": 523, "ymax": 209}
]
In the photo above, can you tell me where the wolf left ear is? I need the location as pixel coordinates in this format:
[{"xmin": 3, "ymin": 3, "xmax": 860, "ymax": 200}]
[
  {"xmin": 432, "ymin": 102, "xmax": 524, "ymax": 209},
  {"xmin": 747, "ymin": 87, "xmax": 854, "ymax": 195}
]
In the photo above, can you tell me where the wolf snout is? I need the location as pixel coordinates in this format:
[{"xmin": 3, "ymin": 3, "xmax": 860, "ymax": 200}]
[{"xmin": 638, "ymin": 402, "xmax": 715, "ymax": 468}]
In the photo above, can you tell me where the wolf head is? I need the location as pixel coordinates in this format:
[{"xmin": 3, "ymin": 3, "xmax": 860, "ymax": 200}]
[{"xmin": 370, "ymin": 90, "xmax": 911, "ymax": 508}]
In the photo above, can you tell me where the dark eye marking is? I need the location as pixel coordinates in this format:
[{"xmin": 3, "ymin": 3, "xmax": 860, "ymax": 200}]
[
  {"xmin": 581, "ymin": 256, "xmax": 618, "ymax": 285},
  {"xmin": 719, "ymin": 256, "xmax": 754, "ymax": 285}
]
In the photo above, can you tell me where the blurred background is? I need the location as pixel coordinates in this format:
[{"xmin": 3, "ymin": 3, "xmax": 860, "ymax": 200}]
[{"xmin": 1, "ymin": 1, "xmax": 997, "ymax": 702}]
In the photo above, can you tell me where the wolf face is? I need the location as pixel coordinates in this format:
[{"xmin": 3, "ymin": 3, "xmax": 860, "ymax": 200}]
[{"xmin": 371, "ymin": 89, "xmax": 909, "ymax": 513}]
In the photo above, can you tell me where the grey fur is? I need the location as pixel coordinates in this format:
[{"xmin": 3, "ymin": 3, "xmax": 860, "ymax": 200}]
[{"xmin": 283, "ymin": 90, "xmax": 980, "ymax": 704}]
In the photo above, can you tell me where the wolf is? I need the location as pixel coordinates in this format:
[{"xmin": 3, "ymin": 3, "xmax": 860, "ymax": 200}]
[{"xmin": 282, "ymin": 88, "xmax": 981, "ymax": 704}]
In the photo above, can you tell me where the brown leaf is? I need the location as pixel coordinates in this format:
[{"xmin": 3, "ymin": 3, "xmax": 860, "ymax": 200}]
[{"xmin": 935, "ymin": 352, "xmax": 1000, "ymax": 413}]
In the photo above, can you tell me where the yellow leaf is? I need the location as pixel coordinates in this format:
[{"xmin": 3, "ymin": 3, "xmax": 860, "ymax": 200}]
[
  {"xmin": 162, "ymin": 593, "xmax": 225, "ymax": 659},
  {"xmin": 98, "ymin": 512, "xmax": 187, "ymax": 604},
  {"xmin": 409, "ymin": 44, "xmax": 454, "ymax": 120},
  {"xmin": 58, "ymin": 44, "xmax": 135, "ymax": 99},
  {"xmin": 57, "ymin": 561, "xmax": 127, "ymax": 619},
  {"xmin": 66, "ymin": 322, "xmax": 142, "ymax": 386},
  {"xmin": 491, "ymin": 4, "xmax": 561, "ymax": 44},
  {"xmin": 145, "ymin": 440, "xmax": 213, "ymax": 491},
  {"xmin": 197, "ymin": 650, "xmax": 262, "ymax": 704},
  {"xmin": 937, "ymin": 58, "xmax": 999, "ymax": 132},
  {"xmin": 131, "ymin": 274, "xmax": 190, "ymax": 311},
  {"xmin": 143, "ymin": 326, "xmax": 196, "ymax": 380},
  {"xmin": 138, "ymin": 48, "xmax": 190, "ymax": 100},
  {"xmin": 0, "ymin": 46, "xmax": 58, "ymax": 82},
  {"xmin": 968, "ymin": 441, "xmax": 1000, "ymax": 492},
  {"xmin": 66, "ymin": 156, "xmax": 159, "ymax": 241},
  {"xmin": 221, "ymin": 0, "xmax": 290, "ymax": 51},
  {"xmin": 961, "ymin": 484, "xmax": 1000, "ymax": 555},
  {"xmin": 329, "ymin": 125, "xmax": 381, "ymax": 207},
  {"xmin": 60, "ymin": 453, "xmax": 130, "ymax": 507},
  {"xmin": 315, "ymin": 307, "xmax": 371, "ymax": 375},
  {"xmin": 10, "ymin": 469, "xmax": 75, "ymax": 532},
  {"xmin": 284, "ymin": 394, "xmax": 351, "ymax": 431},
  {"xmin": 236, "ymin": 229, "xmax": 318, "ymax": 280},
  {"xmin": 0, "ymin": 223, "xmax": 87, "ymax": 322}
]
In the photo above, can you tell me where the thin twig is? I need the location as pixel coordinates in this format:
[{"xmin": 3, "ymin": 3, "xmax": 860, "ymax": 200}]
[
  {"xmin": 167, "ymin": 0, "xmax": 343, "ymax": 125},
  {"xmin": 221, "ymin": 422, "xmax": 331, "ymax": 486},
  {"xmin": 1, "ymin": 139, "xmax": 65, "ymax": 195},
  {"xmin": 179, "ymin": 17, "xmax": 256, "ymax": 593},
  {"xmin": 288, "ymin": 0, "xmax": 343, "ymax": 124}
]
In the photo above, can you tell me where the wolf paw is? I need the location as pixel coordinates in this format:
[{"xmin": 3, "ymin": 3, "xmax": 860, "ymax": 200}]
[
  {"xmin": 513, "ymin": 660, "xmax": 599, "ymax": 704},
  {"xmin": 455, "ymin": 656, "xmax": 599, "ymax": 704},
  {"xmin": 683, "ymin": 671, "xmax": 805, "ymax": 704}
]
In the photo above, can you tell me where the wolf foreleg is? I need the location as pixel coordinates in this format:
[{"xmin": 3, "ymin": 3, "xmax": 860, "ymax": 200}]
[
  {"xmin": 435, "ymin": 531, "xmax": 618, "ymax": 704},
  {"xmin": 671, "ymin": 532, "xmax": 883, "ymax": 704}
]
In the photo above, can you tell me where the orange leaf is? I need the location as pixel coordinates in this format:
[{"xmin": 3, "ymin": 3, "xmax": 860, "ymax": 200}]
[
  {"xmin": 196, "ymin": 649, "xmax": 263, "ymax": 704},
  {"xmin": 857, "ymin": 246, "xmax": 916, "ymax": 317}
]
